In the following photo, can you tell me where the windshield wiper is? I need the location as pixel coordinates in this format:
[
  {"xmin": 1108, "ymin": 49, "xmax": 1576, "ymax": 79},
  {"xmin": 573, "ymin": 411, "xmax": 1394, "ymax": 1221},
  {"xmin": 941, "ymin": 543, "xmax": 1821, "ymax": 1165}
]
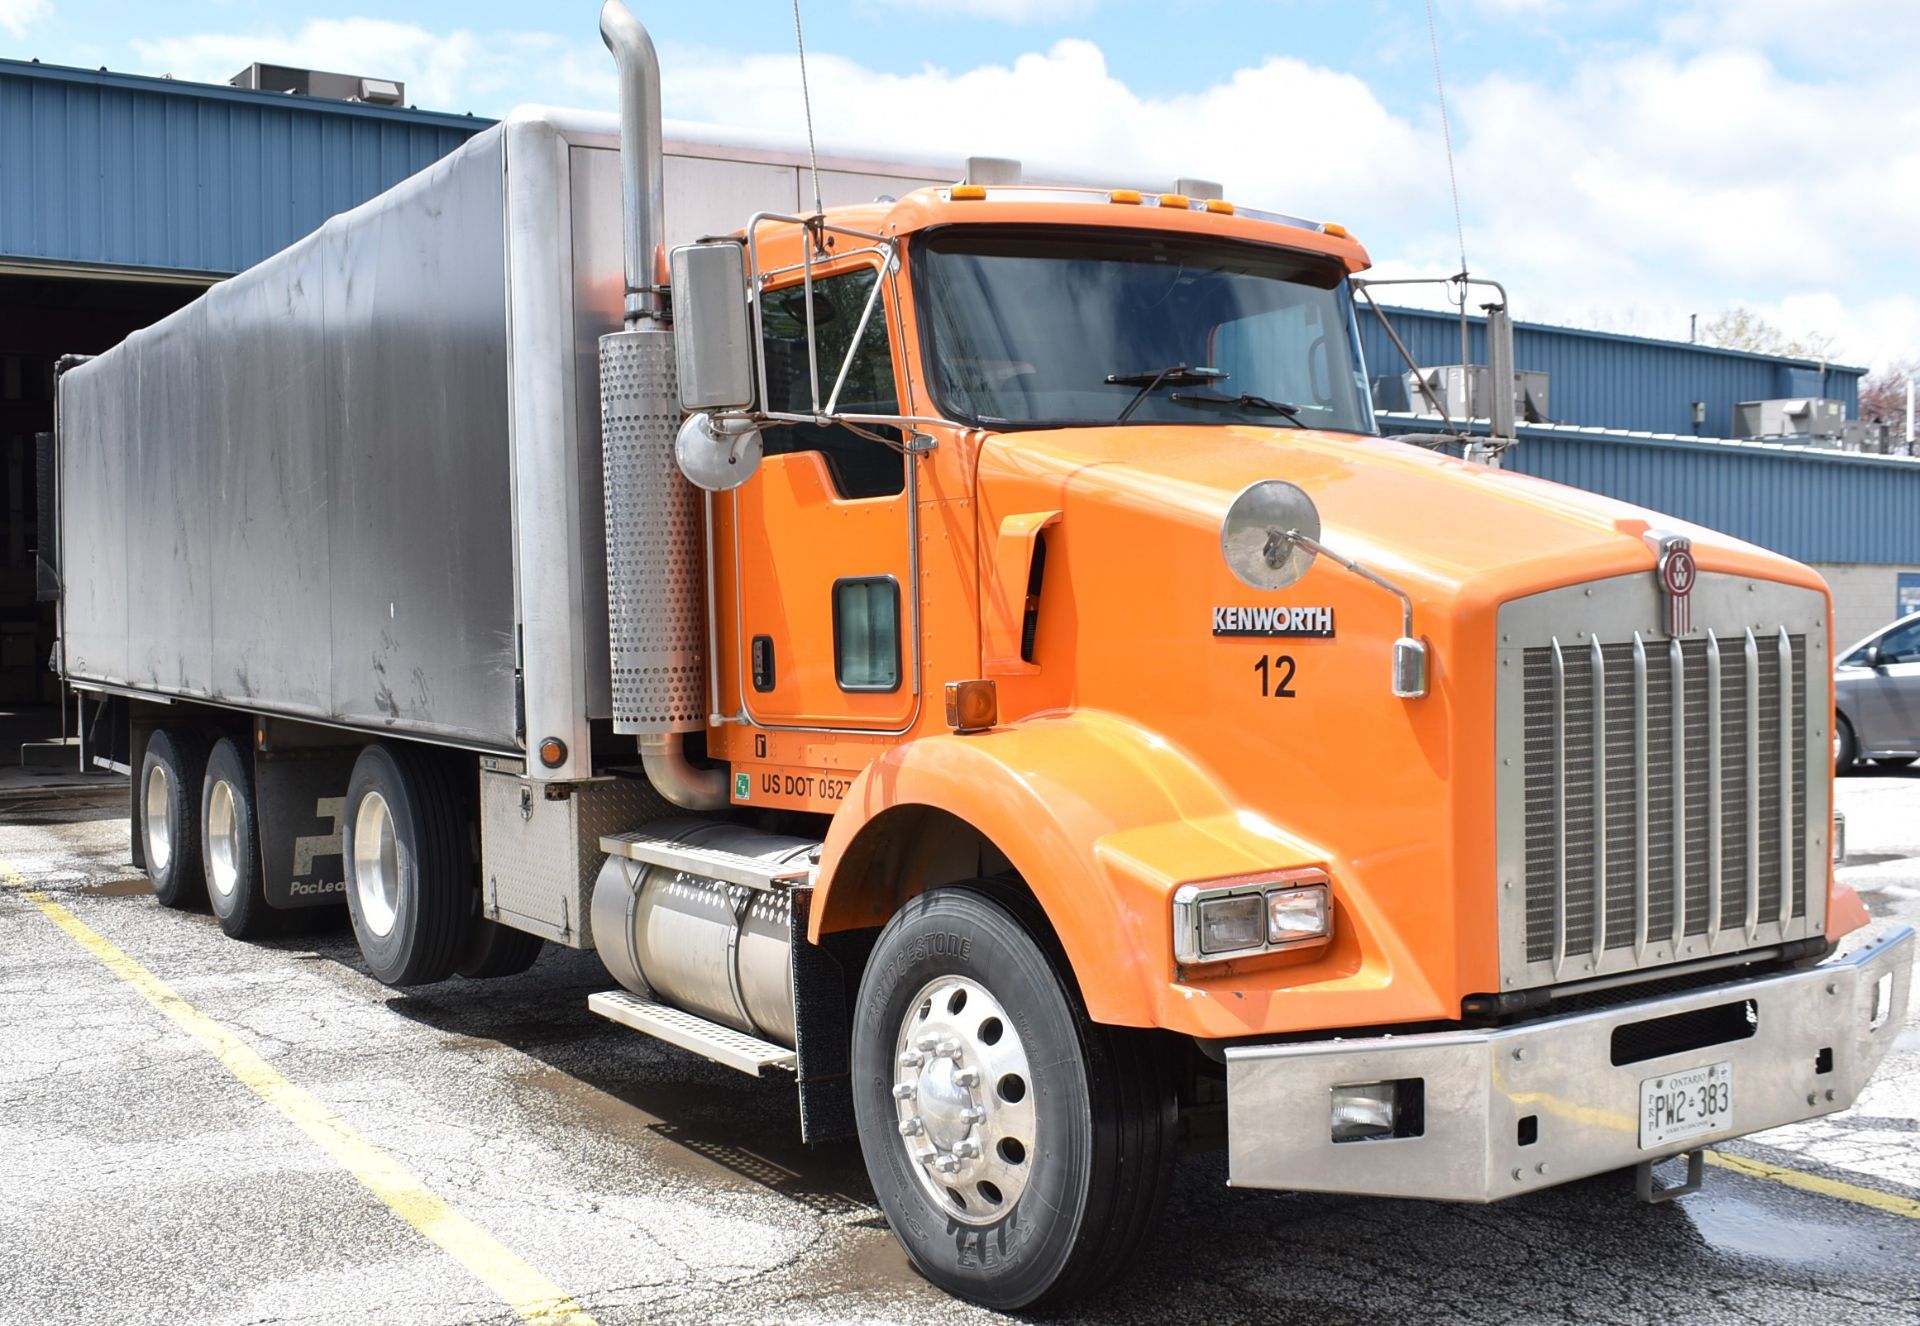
[
  {"xmin": 1105, "ymin": 363, "xmax": 1226, "ymax": 422},
  {"xmin": 1166, "ymin": 390, "xmax": 1305, "ymax": 427}
]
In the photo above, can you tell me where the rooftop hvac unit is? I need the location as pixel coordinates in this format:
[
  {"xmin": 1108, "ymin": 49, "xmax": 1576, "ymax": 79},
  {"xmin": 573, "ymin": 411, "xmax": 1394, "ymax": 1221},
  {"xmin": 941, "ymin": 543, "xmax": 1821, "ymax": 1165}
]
[
  {"xmin": 1396, "ymin": 365, "xmax": 1549, "ymax": 424},
  {"xmin": 229, "ymin": 63, "xmax": 405, "ymax": 106},
  {"xmin": 1733, "ymin": 398, "xmax": 1844, "ymax": 441}
]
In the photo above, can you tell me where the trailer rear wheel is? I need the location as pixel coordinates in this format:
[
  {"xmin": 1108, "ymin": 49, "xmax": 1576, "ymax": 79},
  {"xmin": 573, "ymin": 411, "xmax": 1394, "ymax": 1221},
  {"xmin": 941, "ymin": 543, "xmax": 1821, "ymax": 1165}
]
[
  {"xmin": 342, "ymin": 743, "xmax": 470, "ymax": 986},
  {"xmin": 202, "ymin": 737, "xmax": 282, "ymax": 940},
  {"xmin": 851, "ymin": 885, "xmax": 1175, "ymax": 1311},
  {"xmin": 142, "ymin": 729, "xmax": 209, "ymax": 910}
]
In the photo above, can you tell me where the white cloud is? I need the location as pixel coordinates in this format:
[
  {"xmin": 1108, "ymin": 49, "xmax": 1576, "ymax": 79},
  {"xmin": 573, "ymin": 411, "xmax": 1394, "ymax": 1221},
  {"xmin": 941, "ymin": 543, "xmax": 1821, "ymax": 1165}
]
[
  {"xmin": 132, "ymin": 19, "xmax": 575, "ymax": 114},
  {"xmin": 121, "ymin": 9, "xmax": 1920, "ymax": 370},
  {"xmin": 0, "ymin": 0, "xmax": 49, "ymax": 41},
  {"xmin": 875, "ymin": 0, "xmax": 1097, "ymax": 22}
]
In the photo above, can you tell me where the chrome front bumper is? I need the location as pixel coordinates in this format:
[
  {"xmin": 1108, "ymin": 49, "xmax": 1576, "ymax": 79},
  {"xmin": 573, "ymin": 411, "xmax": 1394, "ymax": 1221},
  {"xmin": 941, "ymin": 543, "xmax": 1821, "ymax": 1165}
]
[{"xmin": 1224, "ymin": 926, "xmax": 1913, "ymax": 1201}]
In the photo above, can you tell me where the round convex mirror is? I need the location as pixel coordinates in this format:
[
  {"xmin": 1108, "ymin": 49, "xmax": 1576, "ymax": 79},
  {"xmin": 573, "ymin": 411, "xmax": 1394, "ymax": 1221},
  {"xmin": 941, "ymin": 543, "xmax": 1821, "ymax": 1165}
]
[
  {"xmin": 1221, "ymin": 480, "xmax": 1321, "ymax": 590},
  {"xmin": 676, "ymin": 413, "xmax": 764, "ymax": 492}
]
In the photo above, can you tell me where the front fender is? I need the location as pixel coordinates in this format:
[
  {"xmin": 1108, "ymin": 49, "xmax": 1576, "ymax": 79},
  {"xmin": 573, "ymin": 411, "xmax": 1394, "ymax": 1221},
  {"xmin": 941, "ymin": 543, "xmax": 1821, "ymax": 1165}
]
[{"xmin": 814, "ymin": 709, "xmax": 1442, "ymax": 1035}]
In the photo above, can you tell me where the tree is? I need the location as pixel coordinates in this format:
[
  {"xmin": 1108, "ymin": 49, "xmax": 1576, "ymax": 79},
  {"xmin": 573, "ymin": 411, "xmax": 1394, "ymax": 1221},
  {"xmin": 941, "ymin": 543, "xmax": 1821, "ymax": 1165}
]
[
  {"xmin": 1698, "ymin": 307, "xmax": 1835, "ymax": 361},
  {"xmin": 1859, "ymin": 359, "xmax": 1919, "ymax": 455}
]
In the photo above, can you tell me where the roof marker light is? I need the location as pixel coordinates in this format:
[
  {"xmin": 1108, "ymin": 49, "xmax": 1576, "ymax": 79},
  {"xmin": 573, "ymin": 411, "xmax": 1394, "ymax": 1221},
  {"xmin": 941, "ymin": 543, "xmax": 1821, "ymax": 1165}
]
[
  {"xmin": 1205, "ymin": 199, "xmax": 1235, "ymax": 215},
  {"xmin": 1109, "ymin": 188, "xmax": 1142, "ymax": 205},
  {"xmin": 951, "ymin": 184, "xmax": 987, "ymax": 201},
  {"xmin": 1159, "ymin": 193, "xmax": 1191, "ymax": 210},
  {"xmin": 1323, "ymin": 221, "xmax": 1351, "ymax": 238}
]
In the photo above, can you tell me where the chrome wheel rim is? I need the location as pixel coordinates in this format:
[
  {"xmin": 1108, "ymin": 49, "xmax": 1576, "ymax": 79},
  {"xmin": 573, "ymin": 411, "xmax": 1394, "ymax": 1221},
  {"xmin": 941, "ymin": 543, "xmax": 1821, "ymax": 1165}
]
[
  {"xmin": 144, "ymin": 764, "xmax": 172, "ymax": 874},
  {"xmin": 891, "ymin": 975, "xmax": 1037, "ymax": 1226},
  {"xmin": 206, "ymin": 779, "xmax": 241, "ymax": 901},
  {"xmin": 352, "ymin": 791, "xmax": 400, "ymax": 939}
]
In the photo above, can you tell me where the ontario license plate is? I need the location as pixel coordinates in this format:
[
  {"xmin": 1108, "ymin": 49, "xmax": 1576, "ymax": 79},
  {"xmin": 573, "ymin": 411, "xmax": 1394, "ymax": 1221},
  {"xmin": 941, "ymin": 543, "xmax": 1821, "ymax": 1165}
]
[{"xmin": 1639, "ymin": 1061, "xmax": 1733, "ymax": 1148}]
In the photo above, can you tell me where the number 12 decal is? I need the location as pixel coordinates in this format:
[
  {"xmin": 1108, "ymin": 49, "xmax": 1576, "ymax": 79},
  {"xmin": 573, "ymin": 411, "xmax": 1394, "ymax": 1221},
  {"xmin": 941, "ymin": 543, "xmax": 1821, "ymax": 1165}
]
[{"xmin": 1254, "ymin": 654, "xmax": 1297, "ymax": 698}]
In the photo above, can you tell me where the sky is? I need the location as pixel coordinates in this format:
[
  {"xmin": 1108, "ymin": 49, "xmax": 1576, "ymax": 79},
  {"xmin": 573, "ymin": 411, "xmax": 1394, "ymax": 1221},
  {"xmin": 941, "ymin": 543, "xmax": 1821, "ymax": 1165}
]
[{"xmin": 4, "ymin": 0, "xmax": 1917, "ymax": 371}]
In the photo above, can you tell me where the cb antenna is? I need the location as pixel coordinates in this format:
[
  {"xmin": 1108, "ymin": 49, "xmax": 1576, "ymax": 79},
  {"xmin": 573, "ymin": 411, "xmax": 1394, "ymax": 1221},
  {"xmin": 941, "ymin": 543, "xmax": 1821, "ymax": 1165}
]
[
  {"xmin": 792, "ymin": 0, "xmax": 824, "ymax": 216},
  {"xmin": 1424, "ymin": 0, "xmax": 1471, "ymax": 374}
]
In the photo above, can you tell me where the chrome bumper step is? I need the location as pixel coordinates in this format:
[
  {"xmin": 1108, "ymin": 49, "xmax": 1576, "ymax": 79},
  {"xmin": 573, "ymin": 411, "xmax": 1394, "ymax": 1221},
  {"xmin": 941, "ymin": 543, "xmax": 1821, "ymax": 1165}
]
[{"xmin": 587, "ymin": 989, "xmax": 796, "ymax": 1076}]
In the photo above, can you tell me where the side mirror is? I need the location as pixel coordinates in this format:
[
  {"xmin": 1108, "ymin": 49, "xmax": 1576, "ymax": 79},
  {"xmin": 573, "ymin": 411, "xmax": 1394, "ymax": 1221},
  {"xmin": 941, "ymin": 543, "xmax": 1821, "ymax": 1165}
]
[
  {"xmin": 1864, "ymin": 643, "xmax": 1885, "ymax": 670},
  {"xmin": 669, "ymin": 241, "xmax": 762, "ymax": 491},
  {"xmin": 669, "ymin": 241, "xmax": 755, "ymax": 412}
]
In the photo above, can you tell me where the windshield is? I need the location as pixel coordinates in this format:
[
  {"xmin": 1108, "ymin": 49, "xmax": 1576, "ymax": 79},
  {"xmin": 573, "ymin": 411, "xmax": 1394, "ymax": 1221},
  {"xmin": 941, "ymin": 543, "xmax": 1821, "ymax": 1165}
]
[{"xmin": 915, "ymin": 226, "xmax": 1374, "ymax": 432}]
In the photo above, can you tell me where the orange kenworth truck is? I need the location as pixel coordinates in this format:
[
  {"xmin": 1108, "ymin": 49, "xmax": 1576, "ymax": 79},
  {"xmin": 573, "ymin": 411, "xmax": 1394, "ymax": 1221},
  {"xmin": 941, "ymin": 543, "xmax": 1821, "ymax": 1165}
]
[{"xmin": 48, "ymin": 2, "xmax": 1911, "ymax": 1309}]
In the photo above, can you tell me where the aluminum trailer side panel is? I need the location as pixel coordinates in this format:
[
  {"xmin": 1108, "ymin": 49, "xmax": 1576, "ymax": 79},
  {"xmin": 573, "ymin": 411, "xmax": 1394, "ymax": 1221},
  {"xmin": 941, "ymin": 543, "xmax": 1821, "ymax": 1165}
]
[{"xmin": 59, "ymin": 128, "xmax": 519, "ymax": 748}]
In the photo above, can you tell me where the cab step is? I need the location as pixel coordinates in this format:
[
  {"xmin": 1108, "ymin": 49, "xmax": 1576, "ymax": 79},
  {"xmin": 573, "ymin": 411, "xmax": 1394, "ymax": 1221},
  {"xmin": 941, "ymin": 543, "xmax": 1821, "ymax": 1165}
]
[
  {"xmin": 587, "ymin": 989, "xmax": 796, "ymax": 1076},
  {"xmin": 599, "ymin": 829, "xmax": 813, "ymax": 893}
]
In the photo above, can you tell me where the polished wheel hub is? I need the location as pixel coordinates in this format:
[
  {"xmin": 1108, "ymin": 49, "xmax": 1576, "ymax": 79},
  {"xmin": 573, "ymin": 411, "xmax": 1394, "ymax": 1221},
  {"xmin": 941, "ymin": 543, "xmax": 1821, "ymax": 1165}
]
[
  {"xmin": 352, "ymin": 791, "xmax": 400, "ymax": 939},
  {"xmin": 143, "ymin": 764, "xmax": 172, "ymax": 874},
  {"xmin": 206, "ymin": 779, "xmax": 241, "ymax": 901},
  {"xmin": 892, "ymin": 974, "xmax": 1035, "ymax": 1225}
]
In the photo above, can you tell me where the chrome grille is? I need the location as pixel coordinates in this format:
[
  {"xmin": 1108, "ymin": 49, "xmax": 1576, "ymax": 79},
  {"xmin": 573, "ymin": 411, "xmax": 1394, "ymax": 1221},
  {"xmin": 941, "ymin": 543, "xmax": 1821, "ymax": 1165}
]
[{"xmin": 1497, "ymin": 573, "xmax": 1826, "ymax": 991}]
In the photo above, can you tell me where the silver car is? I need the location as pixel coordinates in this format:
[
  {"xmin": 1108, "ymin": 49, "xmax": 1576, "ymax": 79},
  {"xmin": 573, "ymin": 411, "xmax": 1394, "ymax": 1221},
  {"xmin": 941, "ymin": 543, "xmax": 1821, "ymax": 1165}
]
[{"xmin": 1835, "ymin": 611, "xmax": 1920, "ymax": 772}]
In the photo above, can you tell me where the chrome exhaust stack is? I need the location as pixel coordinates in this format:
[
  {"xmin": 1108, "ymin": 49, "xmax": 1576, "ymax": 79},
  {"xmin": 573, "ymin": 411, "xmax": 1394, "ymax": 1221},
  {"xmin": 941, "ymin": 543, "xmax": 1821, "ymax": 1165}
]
[
  {"xmin": 597, "ymin": 1, "xmax": 725, "ymax": 808},
  {"xmin": 599, "ymin": 0, "xmax": 666, "ymax": 327}
]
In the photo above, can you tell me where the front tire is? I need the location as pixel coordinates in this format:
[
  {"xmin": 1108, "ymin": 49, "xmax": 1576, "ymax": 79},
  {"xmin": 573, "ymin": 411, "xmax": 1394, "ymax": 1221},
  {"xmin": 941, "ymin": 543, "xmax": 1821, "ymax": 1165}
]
[
  {"xmin": 142, "ymin": 729, "xmax": 209, "ymax": 909},
  {"xmin": 341, "ymin": 743, "xmax": 471, "ymax": 986},
  {"xmin": 202, "ymin": 737, "xmax": 283, "ymax": 940},
  {"xmin": 851, "ymin": 885, "xmax": 1175, "ymax": 1311}
]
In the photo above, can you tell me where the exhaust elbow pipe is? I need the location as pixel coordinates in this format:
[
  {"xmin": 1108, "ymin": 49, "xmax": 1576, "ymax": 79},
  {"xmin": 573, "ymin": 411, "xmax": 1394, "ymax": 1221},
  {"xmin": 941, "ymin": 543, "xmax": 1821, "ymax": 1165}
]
[
  {"xmin": 600, "ymin": 0, "xmax": 666, "ymax": 327},
  {"xmin": 640, "ymin": 734, "xmax": 731, "ymax": 811}
]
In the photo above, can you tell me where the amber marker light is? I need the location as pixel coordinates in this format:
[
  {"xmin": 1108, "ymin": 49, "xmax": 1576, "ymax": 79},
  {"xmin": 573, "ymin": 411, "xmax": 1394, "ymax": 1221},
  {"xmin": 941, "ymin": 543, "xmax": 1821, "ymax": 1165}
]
[
  {"xmin": 538, "ymin": 737, "xmax": 568, "ymax": 767},
  {"xmin": 1322, "ymin": 221, "xmax": 1351, "ymax": 238},
  {"xmin": 1204, "ymin": 199, "xmax": 1235, "ymax": 215},
  {"xmin": 1158, "ymin": 193, "xmax": 1191, "ymax": 209},
  {"xmin": 950, "ymin": 184, "xmax": 987, "ymax": 201},
  {"xmin": 1108, "ymin": 188, "xmax": 1142, "ymax": 205},
  {"xmin": 944, "ymin": 679, "xmax": 998, "ymax": 734}
]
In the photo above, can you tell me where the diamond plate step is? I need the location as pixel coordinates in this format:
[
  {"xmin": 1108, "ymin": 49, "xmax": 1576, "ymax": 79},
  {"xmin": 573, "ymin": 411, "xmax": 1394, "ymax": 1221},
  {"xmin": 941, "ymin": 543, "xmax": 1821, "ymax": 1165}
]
[
  {"xmin": 598, "ymin": 829, "xmax": 813, "ymax": 893},
  {"xmin": 587, "ymin": 990, "xmax": 796, "ymax": 1076}
]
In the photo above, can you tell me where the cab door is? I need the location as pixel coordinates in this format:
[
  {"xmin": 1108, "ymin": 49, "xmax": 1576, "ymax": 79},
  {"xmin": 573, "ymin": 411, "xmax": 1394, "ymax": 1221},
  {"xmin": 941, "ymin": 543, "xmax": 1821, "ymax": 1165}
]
[{"xmin": 728, "ymin": 262, "xmax": 917, "ymax": 731}]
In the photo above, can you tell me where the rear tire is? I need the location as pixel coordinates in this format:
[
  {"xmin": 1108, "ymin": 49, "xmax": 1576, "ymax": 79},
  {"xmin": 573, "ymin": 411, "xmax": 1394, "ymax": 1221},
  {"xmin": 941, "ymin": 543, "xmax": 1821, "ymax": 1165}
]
[
  {"xmin": 1835, "ymin": 715, "xmax": 1858, "ymax": 774},
  {"xmin": 341, "ymin": 743, "xmax": 471, "ymax": 986},
  {"xmin": 202, "ymin": 737, "xmax": 284, "ymax": 940},
  {"xmin": 851, "ymin": 884, "xmax": 1175, "ymax": 1311},
  {"xmin": 456, "ymin": 918, "xmax": 545, "ymax": 980},
  {"xmin": 142, "ymin": 729, "xmax": 209, "ymax": 910}
]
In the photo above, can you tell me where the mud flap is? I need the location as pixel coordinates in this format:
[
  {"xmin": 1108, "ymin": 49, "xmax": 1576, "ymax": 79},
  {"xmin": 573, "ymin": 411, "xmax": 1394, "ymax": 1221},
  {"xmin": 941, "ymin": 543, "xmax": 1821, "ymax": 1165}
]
[{"xmin": 256, "ymin": 749, "xmax": 357, "ymax": 909}]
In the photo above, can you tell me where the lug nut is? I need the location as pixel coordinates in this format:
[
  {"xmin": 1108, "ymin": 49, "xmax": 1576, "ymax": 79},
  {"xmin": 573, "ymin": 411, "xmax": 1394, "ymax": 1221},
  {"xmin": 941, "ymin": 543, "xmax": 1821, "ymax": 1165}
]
[
  {"xmin": 960, "ymin": 1105, "xmax": 986, "ymax": 1124},
  {"xmin": 934, "ymin": 1154, "xmax": 961, "ymax": 1174},
  {"xmin": 899, "ymin": 1050, "xmax": 925, "ymax": 1068},
  {"xmin": 954, "ymin": 1140, "xmax": 981, "ymax": 1159},
  {"xmin": 916, "ymin": 1035, "xmax": 940, "ymax": 1053},
  {"xmin": 892, "ymin": 1083, "xmax": 917, "ymax": 1100},
  {"xmin": 954, "ymin": 1068, "xmax": 981, "ymax": 1088},
  {"xmin": 937, "ymin": 1038, "xmax": 961, "ymax": 1058},
  {"xmin": 899, "ymin": 1118, "xmax": 925, "ymax": 1137}
]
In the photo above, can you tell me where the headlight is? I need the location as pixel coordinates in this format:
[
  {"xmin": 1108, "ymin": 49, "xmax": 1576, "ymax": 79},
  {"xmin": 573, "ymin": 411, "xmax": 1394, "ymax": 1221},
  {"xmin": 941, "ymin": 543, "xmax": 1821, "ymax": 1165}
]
[{"xmin": 1173, "ymin": 870, "xmax": 1332, "ymax": 965}]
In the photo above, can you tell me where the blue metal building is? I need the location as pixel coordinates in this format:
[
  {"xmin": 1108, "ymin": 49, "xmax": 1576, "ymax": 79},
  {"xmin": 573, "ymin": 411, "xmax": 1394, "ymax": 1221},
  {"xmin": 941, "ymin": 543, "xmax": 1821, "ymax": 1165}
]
[
  {"xmin": 1, "ymin": 57, "xmax": 486, "ymax": 275},
  {"xmin": 1360, "ymin": 304, "xmax": 1865, "ymax": 439}
]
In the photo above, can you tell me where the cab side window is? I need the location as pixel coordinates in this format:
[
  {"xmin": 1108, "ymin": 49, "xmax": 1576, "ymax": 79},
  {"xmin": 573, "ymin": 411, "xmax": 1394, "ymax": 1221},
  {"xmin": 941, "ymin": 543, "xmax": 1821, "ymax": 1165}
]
[{"xmin": 759, "ymin": 268, "xmax": 905, "ymax": 499}]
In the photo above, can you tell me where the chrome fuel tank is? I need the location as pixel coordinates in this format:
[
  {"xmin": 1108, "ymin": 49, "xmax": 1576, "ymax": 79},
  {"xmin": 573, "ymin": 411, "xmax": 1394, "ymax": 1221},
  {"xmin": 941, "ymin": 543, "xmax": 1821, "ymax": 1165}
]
[{"xmin": 590, "ymin": 819, "xmax": 816, "ymax": 1047}]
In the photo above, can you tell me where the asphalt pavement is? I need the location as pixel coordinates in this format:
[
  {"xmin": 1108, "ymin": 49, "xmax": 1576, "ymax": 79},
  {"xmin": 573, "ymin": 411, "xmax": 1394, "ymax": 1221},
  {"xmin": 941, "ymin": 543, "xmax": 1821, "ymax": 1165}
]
[{"xmin": 2, "ymin": 767, "xmax": 1917, "ymax": 1325}]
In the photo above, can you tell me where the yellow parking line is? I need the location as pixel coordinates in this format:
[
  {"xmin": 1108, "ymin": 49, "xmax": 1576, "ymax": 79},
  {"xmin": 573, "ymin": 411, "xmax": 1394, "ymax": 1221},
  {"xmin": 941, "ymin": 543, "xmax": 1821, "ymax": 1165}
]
[
  {"xmin": 4, "ymin": 861, "xmax": 598, "ymax": 1325},
  {"xmin": 1708, "ymin": 1149, "xmax": 1920, "ymax": 1220}
]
